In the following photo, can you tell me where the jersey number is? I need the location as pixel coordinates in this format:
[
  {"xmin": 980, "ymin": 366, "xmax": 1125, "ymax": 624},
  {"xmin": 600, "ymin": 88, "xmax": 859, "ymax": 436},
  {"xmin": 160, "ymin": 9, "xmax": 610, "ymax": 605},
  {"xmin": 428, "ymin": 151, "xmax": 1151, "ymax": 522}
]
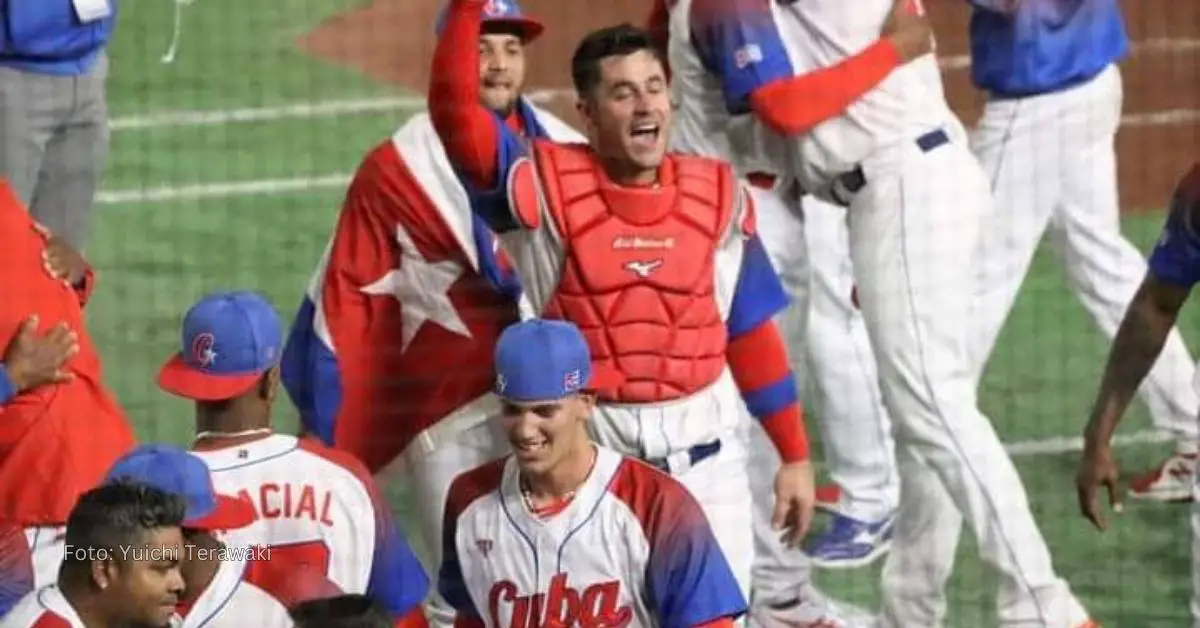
[
  {"xmin": 262, "ymin": 540, "xmax": 331, "ymax": 574},
  {"xmin": 246, "ymin": 540, "xmax": 337, "ymax": 606}
]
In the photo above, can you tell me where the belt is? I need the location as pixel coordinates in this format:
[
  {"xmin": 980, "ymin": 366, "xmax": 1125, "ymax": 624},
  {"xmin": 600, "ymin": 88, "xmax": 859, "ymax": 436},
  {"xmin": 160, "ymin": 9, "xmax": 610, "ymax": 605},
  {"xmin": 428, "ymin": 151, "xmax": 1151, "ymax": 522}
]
[
  {"xmin": 831, "ymin": 128, "xmax": 951, "ymax": 206},
  {"xmin": 650, "ymin": 440, "xmax": 722, "ymax": 475}
]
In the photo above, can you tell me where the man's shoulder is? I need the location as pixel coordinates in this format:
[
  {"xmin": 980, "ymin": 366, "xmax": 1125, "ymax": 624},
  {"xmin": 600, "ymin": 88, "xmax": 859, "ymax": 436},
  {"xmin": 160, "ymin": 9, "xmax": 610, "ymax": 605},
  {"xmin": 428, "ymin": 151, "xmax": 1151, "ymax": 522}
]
[
  {"xmin": 447, "ymin": 456, "xmax": 510, "ymax": 519},
  {"xmin": 608, "ymin": 453, "xmax": 702, "ymax": 520},
  {"xmin": 295, "ymin": 436, "xmax": 376, "ymax": 487}
]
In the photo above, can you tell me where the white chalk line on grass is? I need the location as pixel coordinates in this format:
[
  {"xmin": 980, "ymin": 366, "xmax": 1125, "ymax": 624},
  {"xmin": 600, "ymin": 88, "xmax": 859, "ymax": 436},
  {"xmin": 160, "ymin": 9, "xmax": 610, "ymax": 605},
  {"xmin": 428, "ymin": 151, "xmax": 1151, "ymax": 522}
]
[
  {"xmin": 95, "ymin": 102, "xmax": 1198, "ymax": 204},
  {"xmin": 108, "ymin": 38, "xmax": 1200, "ymax": 133}
]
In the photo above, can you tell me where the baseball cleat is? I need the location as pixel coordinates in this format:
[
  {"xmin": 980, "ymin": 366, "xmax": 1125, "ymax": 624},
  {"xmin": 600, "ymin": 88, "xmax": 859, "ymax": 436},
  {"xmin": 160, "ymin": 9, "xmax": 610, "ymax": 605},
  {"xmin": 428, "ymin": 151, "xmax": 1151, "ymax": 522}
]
[
  {"xmin": 1127, "ymin": 452, "xmax": 1196, "ymax": 502},
  {"xmin": 815, "ymin": 483, "xmax": 841, "ymax": 513},
  {"xmin": 807, "ymin": 512, "xmax": 895, "ymax": 569}
]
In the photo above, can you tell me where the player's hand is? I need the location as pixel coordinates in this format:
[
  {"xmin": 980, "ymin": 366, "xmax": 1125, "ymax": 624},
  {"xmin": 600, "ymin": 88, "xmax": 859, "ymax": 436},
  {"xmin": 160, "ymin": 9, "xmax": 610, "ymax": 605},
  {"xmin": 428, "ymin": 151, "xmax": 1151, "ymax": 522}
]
[
  {"xmin": 3, "ymin": 315, "xmax": 78, "ymax": 393},
  {"xmin": 771, "ymin": 460, "xmax": 816, "ymax": 548},
  {"xmin": 36, "ymin": 224, "xmax": 89, "ymax": 287},
  {"xmin": 882, "ymin": 0, "xmax": 934, "ymax": 63},
  {"xmin": 1076, "ymin": 442, "xmax": 1123, "ymax": 531}
]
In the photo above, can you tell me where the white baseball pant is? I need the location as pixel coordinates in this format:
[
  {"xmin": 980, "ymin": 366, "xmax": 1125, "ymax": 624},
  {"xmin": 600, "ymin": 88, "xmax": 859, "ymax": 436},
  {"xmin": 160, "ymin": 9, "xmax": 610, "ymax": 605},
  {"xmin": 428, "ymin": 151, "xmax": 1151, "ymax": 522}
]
[
  {"xmin": 841, "ymin": 128, "xmax": 1089, "ymax": 627},
  {"xmin": 380, "ymin": 394, "xmax": 511, "ymax": 628},
  {"xmin": 754, "ymin": 183, "xmax": 898, "ymax": 523},
  {"xmin": 587, "ymin": 370, "xmax": 755, "ymax": 606},
  {"xmin": 741, "ymin": 185, "xmax": 815, "ymax": 609},
  {"xmin": 969, "ymin": 63, "xmax": 1199, "ymax": 450},
  {"xmin": 1192, "ymin": 469, "xmax": 1200, "ymax": 627}
]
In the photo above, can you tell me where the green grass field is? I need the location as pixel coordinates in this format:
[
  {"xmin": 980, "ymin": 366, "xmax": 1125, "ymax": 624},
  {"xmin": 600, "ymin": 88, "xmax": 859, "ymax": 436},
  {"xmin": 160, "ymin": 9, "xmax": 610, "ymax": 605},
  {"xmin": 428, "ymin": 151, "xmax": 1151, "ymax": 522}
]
[{"xmin": 91, "ymin": 2, "xmax": 1200, "ymax": 625}]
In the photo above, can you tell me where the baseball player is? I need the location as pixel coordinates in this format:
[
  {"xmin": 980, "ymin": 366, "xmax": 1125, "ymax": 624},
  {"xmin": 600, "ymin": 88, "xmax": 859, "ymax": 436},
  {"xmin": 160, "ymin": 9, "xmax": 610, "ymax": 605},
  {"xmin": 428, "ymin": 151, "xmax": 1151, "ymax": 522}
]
[
  {"xmin": 1077, "ymin": 162, "xmax": 1200, "ymax": 625},
  {"xmin": 2, "ymin": 481, "xmax": 187, "ymax": 628},
  {"xmin": 796, "ymin": 195, "xmax": 897, "ymax": 561},
  {"xmin": 0, "ymin": 180, "xmax": 136, "ymax": 616},
  {"xmin": 657, "ymin": 0, "xmax": 923, "ymax": 582},
  {"xmin": 159, "ymin": 289, "xmax": 430, "ymax": 627},
  {"xmin": 965, "ymin": 0, "xmax": 1200, "ymax": 503},
  {"xmin": 280, "ymin": 4, "xmax": 582, "ymax": 621},
  {"xmin": 291, "ymin": 594, "xmax": 395, "ymax": 628},
  {"xmin": 439, "ymin": 318, "xmax": 748, "ymax": 628},
  {"xmin": 103, "ymin": 444, "xmax": 349, "ymax": 627},
  {"xmin": 431, "ymin": 5, "xmax": 818, "ymax": 602},
  {"xmin": 703, "ymin": 1, "xmax": 1099, "ymax": 625}
]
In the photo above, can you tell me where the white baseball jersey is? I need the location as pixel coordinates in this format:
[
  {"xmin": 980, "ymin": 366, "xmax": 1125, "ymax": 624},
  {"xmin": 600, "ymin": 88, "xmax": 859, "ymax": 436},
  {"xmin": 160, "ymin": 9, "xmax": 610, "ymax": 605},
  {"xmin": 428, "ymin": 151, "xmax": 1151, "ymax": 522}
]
[
  {"xmin": 191, "ymin": 434, "xmax": 428, "ymax": 620},
  {"xmin": 172, "ymin": 553, "xmax": 293, "ymax": 628},
  {"xmin": 3, "ymin": 585, "xmax": 88, "ymax": 627},
  {"xmin": 664, "ymin": 0, "xmax": 792, "ymax": 180},
  {"xmin": 438, "ymin": 446, "xmax": 747, "ymax": 628},
  {"xmin": 1, "ymin": 558, "xmax": 292, "ymax": 628},
  {"xmin": 769, "ymin": 0, "xmax": 956, "ymax": 190}
]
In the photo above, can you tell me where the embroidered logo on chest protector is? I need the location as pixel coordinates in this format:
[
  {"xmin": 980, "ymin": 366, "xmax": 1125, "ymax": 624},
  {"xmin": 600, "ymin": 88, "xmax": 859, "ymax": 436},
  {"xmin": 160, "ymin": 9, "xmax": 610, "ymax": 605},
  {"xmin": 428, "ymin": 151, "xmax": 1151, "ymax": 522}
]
[
  {"xmin": 489, "ymin": 573, "xmax": 633, "ymax": 628},
  {"xmin": 623, "ymin": 259, "xmax": 664, "ymax": 278}
]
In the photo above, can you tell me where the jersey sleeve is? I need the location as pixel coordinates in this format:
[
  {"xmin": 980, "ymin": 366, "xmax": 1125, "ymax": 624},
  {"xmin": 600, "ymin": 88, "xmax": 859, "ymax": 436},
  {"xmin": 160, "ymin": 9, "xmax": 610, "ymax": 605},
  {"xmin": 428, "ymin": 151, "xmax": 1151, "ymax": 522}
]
[
  {"xmin": 463, "ymin": 120, "xmax": 530, "ymax": 236},
  {"xmin": 364, "ymin": 471, "xmax": 431, "ymax": 618},
  {"xmin": 437, "ymin": 462, "xmax": 505, "ymax": 623},
  {"xmin": 630, "ymin": 468, "xmax": 746, "ymax": 627},
  {"xmin": 1148, "ymin": 165, "xmax": 1200, "ymax": 289},
  {"xmin": 688, "ymin": 0, "xmax": 795, "ymax": 115},
  {"xmin": 726, "ymin": 187, "xmax": 790, "ymax": 336}
]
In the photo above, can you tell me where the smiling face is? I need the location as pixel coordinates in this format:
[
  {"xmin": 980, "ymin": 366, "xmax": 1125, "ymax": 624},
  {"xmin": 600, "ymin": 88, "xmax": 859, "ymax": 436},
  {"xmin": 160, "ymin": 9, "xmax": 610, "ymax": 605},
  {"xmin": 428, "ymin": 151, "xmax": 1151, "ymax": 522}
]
[
  {"xmin": 576, "ymin": 48, "xmax": 672, "ymax": 185},
  {"xmin": 499, "ymin": 393, "xmax": 593, "ymax": 478},
  {"xmin": 478, "ymin": 31, "xmax": 527, "ymax": 116}
]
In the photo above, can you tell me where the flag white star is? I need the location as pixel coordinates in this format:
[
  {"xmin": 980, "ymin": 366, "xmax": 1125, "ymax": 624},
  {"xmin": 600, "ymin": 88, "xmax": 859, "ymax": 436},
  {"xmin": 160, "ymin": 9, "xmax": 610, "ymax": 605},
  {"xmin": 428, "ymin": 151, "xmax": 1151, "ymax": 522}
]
[{"xmin": 360, "ymin": 223, "xmax": 472, "ymax": 353}]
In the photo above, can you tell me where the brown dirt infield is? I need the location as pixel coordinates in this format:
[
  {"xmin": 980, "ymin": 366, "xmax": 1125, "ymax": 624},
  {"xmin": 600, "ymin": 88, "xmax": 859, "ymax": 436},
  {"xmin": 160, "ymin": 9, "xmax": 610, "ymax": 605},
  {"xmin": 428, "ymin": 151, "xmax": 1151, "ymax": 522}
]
[{"xmin": 299, "ymin": 0, "xmax": 1198, "ymax": 211}]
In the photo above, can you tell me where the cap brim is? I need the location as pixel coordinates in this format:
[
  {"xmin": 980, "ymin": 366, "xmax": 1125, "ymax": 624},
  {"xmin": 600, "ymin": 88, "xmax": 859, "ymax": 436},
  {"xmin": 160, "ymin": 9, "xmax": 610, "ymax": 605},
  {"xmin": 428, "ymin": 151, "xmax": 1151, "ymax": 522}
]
[
  {"xmin": 185, "ymin": 494, "xmax": 257, "ymax": 532},
  {"xmin": 483, "ymin": 17, "xmax": 544, "ymax": 42},
  {"xmin": 157, "ymin": 353, "xmax": 263, "ymax": 402}
]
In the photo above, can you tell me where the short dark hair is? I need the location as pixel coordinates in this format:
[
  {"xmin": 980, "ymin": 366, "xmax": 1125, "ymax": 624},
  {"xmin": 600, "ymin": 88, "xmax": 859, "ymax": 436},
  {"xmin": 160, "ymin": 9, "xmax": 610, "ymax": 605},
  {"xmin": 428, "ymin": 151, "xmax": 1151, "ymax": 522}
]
[
  {"xmin": 61, "ymin": 480, "xmax": 186, "ymax": 575},
  {"xmin": 289, "ymin": 594, "xmax": 392, "ymax": 628},
  {"xmin": 571, "ymin": 23, "xmax": 665, "ymax": 97}
]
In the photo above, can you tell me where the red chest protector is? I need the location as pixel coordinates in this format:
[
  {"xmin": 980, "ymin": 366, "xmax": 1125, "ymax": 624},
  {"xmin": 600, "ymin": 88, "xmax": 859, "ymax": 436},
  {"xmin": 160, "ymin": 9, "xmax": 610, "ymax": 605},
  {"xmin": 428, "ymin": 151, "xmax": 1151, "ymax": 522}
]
[{"xmin": 510, "ymin": 141, "xmax": 745, "ymax": 403}]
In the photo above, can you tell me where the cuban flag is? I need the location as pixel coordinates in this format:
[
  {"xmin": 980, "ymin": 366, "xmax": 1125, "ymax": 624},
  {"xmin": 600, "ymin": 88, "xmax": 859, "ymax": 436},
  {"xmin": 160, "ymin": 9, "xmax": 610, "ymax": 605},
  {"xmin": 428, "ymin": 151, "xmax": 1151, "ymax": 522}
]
[{"xmin": 281, "ymin": 104, "xmax": 583, "ymax": 474}]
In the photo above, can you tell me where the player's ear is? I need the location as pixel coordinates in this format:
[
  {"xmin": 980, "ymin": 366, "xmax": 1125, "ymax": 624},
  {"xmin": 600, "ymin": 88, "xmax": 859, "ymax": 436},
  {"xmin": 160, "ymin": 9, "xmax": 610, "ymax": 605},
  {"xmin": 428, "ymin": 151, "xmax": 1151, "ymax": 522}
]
[
  {"xmin": 575, "ymin": 97, "xmax": 599, "ymax": 137},
  {"xmin": 576, "ymin": 392, "xmax": 596, "ymax": 417},
  {"xmin": 260, "ymin": 367, "xmax": 280, "ymax": 402},
  {"xmin": 91, "ymin": 554, "xmax": 117, "ymax": 590}
]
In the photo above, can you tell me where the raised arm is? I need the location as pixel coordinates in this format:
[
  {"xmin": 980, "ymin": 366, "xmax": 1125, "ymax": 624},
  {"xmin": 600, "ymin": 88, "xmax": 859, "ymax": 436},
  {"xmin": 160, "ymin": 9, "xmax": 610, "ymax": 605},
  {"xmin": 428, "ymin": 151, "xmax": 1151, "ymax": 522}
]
[
  {"xmin": 429, "ymin": 0, "xmax": 525, "ymax": 196},
  {"xmin": 689, "ymin": 0, "xmax": 929, "ymax": 136}
]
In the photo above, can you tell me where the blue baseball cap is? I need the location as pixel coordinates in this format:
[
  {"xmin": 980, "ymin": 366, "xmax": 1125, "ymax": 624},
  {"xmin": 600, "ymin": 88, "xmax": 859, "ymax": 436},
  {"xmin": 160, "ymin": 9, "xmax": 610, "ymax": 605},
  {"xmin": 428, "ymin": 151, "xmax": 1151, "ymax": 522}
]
[
  {"xmin": 493, "ymin": 319, "xmax": 623, "ymax": 403},
  {"xmin": 158, "ymin": 290, "xmax": 282, "ymax": 401},
  {"xmin": 105, "ymin": 444, "xmax": 257, "ymax": 531},
  {"xmin": 435, "ymin": 0, "xmax": 544, "ymax": 42}
]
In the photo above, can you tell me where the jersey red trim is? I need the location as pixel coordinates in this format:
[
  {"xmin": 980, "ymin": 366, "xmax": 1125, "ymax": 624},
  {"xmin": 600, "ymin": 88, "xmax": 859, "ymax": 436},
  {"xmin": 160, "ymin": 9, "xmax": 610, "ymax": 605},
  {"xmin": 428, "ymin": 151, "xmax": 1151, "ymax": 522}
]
[{"xmin": 748, "ymin": 40, "xmax": 901, "ymax": 136}]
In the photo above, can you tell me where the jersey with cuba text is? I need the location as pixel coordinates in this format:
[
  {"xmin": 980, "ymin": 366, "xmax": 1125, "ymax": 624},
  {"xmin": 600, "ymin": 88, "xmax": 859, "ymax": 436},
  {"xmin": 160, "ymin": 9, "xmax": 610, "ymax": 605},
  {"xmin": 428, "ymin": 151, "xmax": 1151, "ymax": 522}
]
[{"xmin": 438, "ymin": 446, "xmax": 747, "ymax": 628}]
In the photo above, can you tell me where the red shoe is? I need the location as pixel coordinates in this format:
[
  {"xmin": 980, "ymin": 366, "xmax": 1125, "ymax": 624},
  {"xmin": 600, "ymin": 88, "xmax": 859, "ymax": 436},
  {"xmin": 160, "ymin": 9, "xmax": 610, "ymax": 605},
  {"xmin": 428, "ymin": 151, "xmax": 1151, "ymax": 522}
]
[
  {"xmin": 815, "ymin": 484, "xmax": 841, "ymax": 513},
  {"xmin": 1128, "ymin": 452, "xmax": 1196, "ymax": 502}
]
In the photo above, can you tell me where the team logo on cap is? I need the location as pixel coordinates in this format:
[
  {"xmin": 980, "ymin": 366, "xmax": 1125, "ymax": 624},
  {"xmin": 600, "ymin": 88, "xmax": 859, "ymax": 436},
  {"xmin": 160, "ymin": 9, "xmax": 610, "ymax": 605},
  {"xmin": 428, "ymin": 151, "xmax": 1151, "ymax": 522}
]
[
  {"xmin": 496, "ymin": 374, "xmax": 507, "ymax": 394},
  {"xmin": 483, "ymin": 0, "xmax": 508, "ymax": 16},
  {"xmin": 191, "ymin": 333, "xmax": 218, "ymax": 367},
  {"xmin": 563, "ymin": 369, "xmax": 581, "ymax": 392}
]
